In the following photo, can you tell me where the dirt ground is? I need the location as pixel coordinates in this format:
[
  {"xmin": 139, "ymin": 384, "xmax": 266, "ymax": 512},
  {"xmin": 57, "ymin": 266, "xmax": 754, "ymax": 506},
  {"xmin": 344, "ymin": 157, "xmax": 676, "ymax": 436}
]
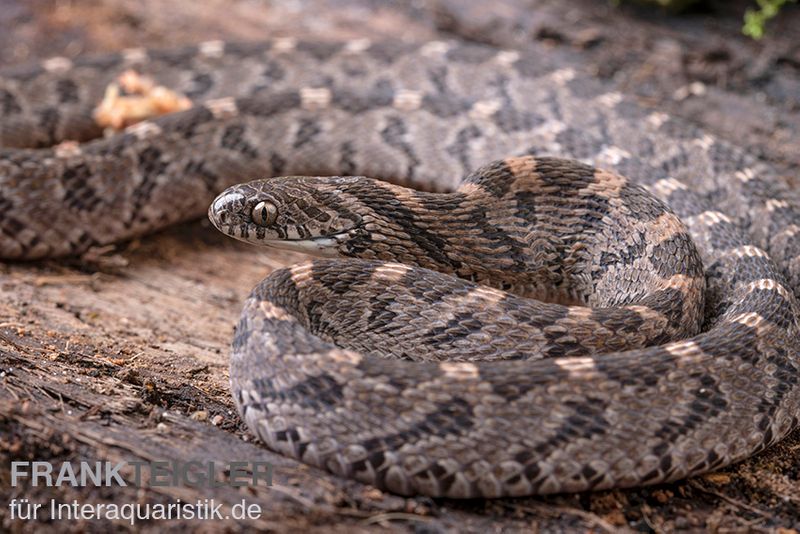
[{"xmin": 1, "ymin": 1, "xmax": 799, "ymax": 532}]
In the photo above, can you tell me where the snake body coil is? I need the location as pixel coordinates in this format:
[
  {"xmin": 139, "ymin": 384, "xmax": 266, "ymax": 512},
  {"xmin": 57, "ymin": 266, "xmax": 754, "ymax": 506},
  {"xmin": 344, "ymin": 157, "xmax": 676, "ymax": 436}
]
[{"xmin": 1, "ymin": 39, "xmax": 799, "ymax": 497}]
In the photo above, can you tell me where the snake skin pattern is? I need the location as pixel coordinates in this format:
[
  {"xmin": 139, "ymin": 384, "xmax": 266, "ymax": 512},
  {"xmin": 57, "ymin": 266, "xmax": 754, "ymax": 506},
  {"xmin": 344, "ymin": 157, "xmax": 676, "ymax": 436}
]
[{"xmin": 1, "ymin": 39, "xmax": 800, "ymax": 497}]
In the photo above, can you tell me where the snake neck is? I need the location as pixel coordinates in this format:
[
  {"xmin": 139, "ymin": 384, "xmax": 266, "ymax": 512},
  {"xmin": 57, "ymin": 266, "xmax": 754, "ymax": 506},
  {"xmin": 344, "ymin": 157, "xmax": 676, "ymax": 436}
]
[{"xmin": 333, "ymin": 179, "xmax": 584, "ymax": 301}]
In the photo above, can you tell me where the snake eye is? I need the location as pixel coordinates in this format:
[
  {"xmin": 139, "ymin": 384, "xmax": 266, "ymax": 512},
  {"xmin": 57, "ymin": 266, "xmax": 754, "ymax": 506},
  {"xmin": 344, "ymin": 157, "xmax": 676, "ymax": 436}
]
[{"xmin": 251, "ymin": 201, "xmax": 277, "ymax": 226}]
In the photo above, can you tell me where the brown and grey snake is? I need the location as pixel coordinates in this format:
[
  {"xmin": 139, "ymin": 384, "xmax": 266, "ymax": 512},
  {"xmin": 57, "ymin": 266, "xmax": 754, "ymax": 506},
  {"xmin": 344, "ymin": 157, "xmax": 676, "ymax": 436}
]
[{"xmin": 1, "ymin": 38, "xmax": 799, "ymax": 498}]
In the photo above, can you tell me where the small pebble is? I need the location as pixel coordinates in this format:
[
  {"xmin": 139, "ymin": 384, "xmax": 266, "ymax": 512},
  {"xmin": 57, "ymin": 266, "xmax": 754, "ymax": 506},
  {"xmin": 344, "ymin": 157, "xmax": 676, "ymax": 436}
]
[{"xmin": 190, "ymin": 410, "xmax": 208, "ymax": 421}]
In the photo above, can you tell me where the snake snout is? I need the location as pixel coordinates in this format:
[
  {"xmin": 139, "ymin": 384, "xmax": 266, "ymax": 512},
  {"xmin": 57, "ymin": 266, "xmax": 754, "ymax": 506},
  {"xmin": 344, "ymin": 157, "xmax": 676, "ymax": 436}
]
[{"xmin": 208, "ymin": 190, "xmax": 247, "ymax": 230}]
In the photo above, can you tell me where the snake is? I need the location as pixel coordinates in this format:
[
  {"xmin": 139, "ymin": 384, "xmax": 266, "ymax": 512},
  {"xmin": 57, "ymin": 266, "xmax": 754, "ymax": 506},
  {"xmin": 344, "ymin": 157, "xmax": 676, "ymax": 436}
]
[{"xmin": 1, "ymin": 38, "xmax": 799, "ymax": 498}]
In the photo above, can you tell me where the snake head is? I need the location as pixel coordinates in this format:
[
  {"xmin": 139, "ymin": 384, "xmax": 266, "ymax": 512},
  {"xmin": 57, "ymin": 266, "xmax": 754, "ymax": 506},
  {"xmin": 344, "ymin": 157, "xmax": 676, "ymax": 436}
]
[{"xmin": 208, "ymin": 176, "xmax": 364, "ymax": 255}]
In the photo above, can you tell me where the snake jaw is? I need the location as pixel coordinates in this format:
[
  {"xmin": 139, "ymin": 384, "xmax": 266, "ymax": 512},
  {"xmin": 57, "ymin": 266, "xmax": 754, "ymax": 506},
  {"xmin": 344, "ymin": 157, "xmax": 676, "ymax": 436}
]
[{"xmin": 256, "ymin": 233, "xmax": 349, "ymax": 257}]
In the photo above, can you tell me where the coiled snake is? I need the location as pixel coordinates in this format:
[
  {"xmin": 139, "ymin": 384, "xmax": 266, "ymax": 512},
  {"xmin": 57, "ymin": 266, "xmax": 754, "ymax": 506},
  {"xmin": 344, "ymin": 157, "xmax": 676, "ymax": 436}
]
[{"xmin": 1, "ymin": 39, "xmax": 799, "ymax": 497}]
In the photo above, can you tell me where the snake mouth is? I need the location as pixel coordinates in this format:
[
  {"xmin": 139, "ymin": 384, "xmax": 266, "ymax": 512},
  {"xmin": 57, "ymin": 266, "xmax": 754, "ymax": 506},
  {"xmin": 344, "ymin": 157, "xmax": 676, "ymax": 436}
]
[{"xmin": 258, "ymin": 233, "xmax": 347, "ymax": 257}]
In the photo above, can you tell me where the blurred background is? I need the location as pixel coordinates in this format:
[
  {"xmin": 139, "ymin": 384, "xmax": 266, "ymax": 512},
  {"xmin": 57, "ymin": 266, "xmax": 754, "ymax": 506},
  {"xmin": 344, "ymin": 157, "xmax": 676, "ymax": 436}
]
[{"xmin": 2, "ymin": 0, "xmax": 798, "ymax": 185}]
